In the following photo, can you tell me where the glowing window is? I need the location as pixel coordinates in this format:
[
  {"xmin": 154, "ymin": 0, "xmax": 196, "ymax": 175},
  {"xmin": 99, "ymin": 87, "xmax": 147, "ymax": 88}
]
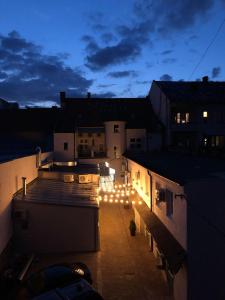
[{"xmin": 203, "ymin": 111, "xmax": 208, "ymax": 118}]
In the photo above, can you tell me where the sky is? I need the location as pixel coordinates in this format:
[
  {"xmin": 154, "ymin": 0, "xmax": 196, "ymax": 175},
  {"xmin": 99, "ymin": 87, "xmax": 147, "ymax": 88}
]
[{"xmin": 0, "ymin": 0, "xmax": 225, "ymax": 107}]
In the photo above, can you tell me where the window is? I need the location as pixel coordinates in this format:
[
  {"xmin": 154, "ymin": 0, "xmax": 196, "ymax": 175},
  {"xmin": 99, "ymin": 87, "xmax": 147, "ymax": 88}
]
[
  {"xmin": 114, "ymin": 124, "xmax": 119, "ymax": 133},
  {"xmin": 88, "ymin": 133, "xmax": 92, "ymax": 137},
  {"xmin": 97, "ymin": 133, "xmax": 101, "ymax": 137},
  {"xmin": 203, "ymin": 111, "xmax": 208, "ymax": 118},
  {"xmin": 64, "ymin": 142, "xmax": 68, "ymax": 151},
  {"xmin": 166, "ymin": 190, "xmax": 173, "ymax": 217},
  {"xmin": 78, "ymin": 133, "xmax": 83, "ymax": 137},
  {"xmin": 130, "ymin": 138, "xmax": 142, "ymax": 150},
  {"xmin": 130, "ymin": 138, "xmax": 135, "ymax": 143},
  {"xmin": 175, "ymin": 112, "xmax": 189, "ymax": 124}
]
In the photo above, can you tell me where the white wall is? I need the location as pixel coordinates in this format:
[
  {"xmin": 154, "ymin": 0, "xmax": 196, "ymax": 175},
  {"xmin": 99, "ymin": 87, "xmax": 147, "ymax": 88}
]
[
  {"xmin": 127, "ymin": 159, "xmax": 151, "ymax": 208},
  {"xmin": 151, "ymin": 172, "xmax": 187, "ymax": 250},
  {"xmin": 0, "ymin": 155, "xmax": 38, "ymax": 256},
  {"xmin": 104, "ymin": 121, "xmax": 126, "ymax": 159},
  {"xmin": 127, "ymin": 158, "xmax": 187, "ymax": 250},
  {"xmin": 126, "ymin": 128, "xmax": 147, "ymax": 151},
  {"xmin": 54, "ymin": 133, "xmax": 75, "ymax": 161}
]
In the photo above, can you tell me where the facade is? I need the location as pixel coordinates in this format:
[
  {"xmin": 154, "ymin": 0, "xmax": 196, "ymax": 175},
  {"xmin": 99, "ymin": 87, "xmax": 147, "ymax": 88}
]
[
  {"xmin": 124, "ymin": 151, "xmax": 225, "ymax": 300},
  {"xmin": 0, "ymin": 151, "xmax": 52, "ymax": 270},
  {"xmin": 53, "ymin": 92, "xmax": 162, "ymax": 182},
  {"xmin": 149, "ymin": 77, "xmax": 225, "ymax": 154},
  {"xmin": 13, "ymin": 170, "xmax": 99, "ymax": 253}
]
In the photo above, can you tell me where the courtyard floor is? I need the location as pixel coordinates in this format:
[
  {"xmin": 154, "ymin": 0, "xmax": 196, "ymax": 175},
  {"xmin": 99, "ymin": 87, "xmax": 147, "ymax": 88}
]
[{"xmin": 28, "ymin": 202, "xmax": 172, "ymax": 300}]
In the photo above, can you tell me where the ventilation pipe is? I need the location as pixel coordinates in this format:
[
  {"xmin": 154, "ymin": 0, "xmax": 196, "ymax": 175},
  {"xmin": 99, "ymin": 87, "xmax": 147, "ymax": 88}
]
[{"xmin": 22, "ymin": 177, "xmax": 27, "ymax": 196}]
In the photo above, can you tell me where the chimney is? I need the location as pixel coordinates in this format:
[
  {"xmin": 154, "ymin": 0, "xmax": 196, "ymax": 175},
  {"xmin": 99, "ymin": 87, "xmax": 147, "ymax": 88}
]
[
  {"xmin": 87, "ymin": 92, "xmax": 91, "ymax": 99},
  {"xmin": 22, "ymin": 177, "xmax": 27, "ymax": 197},
  {"xmin": 202, "ymin": 76, "xmax": 208, "ymax": 83},
  {"xmin": 60, "ymin": 91, "xmax": 66, "ymax": 108}
]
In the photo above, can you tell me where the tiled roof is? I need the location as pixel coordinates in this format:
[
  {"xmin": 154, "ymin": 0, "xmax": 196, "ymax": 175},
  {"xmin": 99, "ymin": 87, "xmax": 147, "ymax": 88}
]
[{"xmin": 154, "ymin": 80, "xmax": 225, "ymax": 104}]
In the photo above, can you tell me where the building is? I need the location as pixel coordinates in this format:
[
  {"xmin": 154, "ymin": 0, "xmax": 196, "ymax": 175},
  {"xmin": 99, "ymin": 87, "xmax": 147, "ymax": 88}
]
[
  {"xmin": 54, "ymin": 92, "xmax": 162, "ymax": 182},
  {"xmin": 13, "ymin": 162, "xmax": 100, "ymax": 253},
  {"xmin": 124, "ymin": 151, "xmax": 225, "ymax": 300},
  {"xmin": 149, "ymin": 77, "xmax": 225, "ymax": 154},
  {"xmin": 0, "ymin": 97, "xmax": 19, "ymax": 109}
]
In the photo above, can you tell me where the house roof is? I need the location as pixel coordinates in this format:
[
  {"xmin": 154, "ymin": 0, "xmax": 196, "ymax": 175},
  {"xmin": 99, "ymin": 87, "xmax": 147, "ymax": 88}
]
[
  {"xmin": 124, "ymin": 151, "xmax": 225, "ymax": 185},
  {"xmin": 13, "ymin": 178, "xmax": 98, "ymax": 208},
  {"xmin": 57, "ymin": 97, "xmax": 162, "ymax": 131},
  {"xmin": 154, "ymin": 80, "xmax": 225, "ymax": 104}
]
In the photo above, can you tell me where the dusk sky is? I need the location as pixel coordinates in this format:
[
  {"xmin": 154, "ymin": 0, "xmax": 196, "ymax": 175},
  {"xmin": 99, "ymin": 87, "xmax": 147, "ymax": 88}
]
[{"xmin": 0, "ymin": 0, "xmax": 225, "ymax": 106}]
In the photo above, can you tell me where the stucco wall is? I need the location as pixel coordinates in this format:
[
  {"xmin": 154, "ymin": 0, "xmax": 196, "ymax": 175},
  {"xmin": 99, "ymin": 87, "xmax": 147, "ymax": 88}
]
[
  {"xmin": 0, "ymin": 155, "xmax": 38, "ymax": 257},
  {"xmin": 104, "ymin": 121, "xmax": 126, "ymax": 159},
  {"xmin": 54, "ymin": 133, "xmax": 75, "ymax": 161},
  {"xmin": 151, "ymin": 172, "xmax": 187, "ymax": 250},
  {"xmin": 13, "ymin": 201, "xmax": 99, "ymax": 253},
  {"xmin": 127, "ymin": 158, "xmax": 187, "ymax": 250},
  {"xmin": 126, "ymin": 128, "xmax": 147, "ymax": 151},
  {"xmin": 127, "ymin": 159, "xmax": 151, "ymax": 208}
]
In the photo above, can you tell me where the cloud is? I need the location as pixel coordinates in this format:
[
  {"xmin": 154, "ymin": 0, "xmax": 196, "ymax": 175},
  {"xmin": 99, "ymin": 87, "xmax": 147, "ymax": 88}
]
[
  {"xmin": 92, "ymin": 91, "xmax": 116, "ymax": 98},
  {"xmin": 136, "ymin": 80, "xmax": 149, "ymax": 84},
  {"xmin": 97, "ymin": 83, "xmax": 117, "ymax": 88},
  {"xmin": 162, "ymin": 58, "xmax": 177, "ymax": 64},
  {"xmin": 212, "ymin": 67, "xmax": 221, "ymax": 78},
  {"xmin": 161, "ymin": 50, "xmax": 173, "ymax": 55},
  {"xmin": 160, "ymin": 74, "xmax": 173, "ymax": 81},
  {"xmin": 134, "ymin": 0, "xmax": 214, "ymax": 34},
  {"xmin": 85, "ymin": 39, "xmax": 141, "ymax": 71},
  {"xmin": 101, "ymin": 33, "xmax": 116, "ymax": 43},
  {"xmin": 0, "ymin": 31, "xmax": 93, "ymax": 105},
  {"xmin": 107, "ymin": 70, "xmax": 138, "ymax": 78}
]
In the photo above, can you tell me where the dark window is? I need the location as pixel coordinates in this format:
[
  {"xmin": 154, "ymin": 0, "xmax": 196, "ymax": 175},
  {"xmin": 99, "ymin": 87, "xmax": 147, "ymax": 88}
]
[
  {"xmin": 136, "ymin": 144, "xmax": 141, "ymax": 148},
  {"xmin": 80, "ymin": 139, "xmax": 83, "ymax": 143},
  {"xmin": 114, "ymin": 124, "xmax": 119, "ymax": 133},
  {"xmin": 97, "ymin": 133, "xmax": 101, "ymax": 137},
  {"xmin": 88, "ymin": 133, "xmax": 92, "ymax": 137},
  {"xmin": 92, "ymin": 139, "xmax": 95, "ymax": 146},
  {"xmin": 84, "ymin": 139, "xmax": 88, "ymax": 143},
  {"xmin": 64, "ymin": 142, "xmax": 68, "ymax": 151},
  {"xmin": 166, "ymin": 190, "xmax": 173, "ymax": 216},
  {"xmin": 78, "ymin": 133, "xmax": 83, "ymax": 137},
  {"xmin": 136, "ymin": 138, "xmax": 141, "ymax": 142},
  {"xmin": 130, "ymin": 138, "xmax": 135, "ymax": 143}
]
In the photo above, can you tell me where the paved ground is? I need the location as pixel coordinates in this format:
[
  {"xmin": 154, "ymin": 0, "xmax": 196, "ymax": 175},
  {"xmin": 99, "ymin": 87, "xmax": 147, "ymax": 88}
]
[{"xmin": 28, "ymin": 202, "xmax": 172, "ymax": 300}]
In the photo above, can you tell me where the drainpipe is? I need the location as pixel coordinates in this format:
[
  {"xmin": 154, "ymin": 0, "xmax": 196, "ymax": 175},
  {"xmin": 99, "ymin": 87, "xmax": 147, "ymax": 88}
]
[
  {"xmin": 22, "ymin": 177, "xmax": 27, "ymax": 197},
  {"xmin": 147, "ymin": 170, "xmax": 153, "ymax": 212}
]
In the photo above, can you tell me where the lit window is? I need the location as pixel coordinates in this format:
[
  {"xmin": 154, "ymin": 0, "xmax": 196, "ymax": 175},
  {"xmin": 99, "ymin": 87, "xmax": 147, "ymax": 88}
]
[
  {"xmin": 203, "ymin": 111, "xmax": 208, "ymax": 118},
  {"xmin": 185, "ymin": 113, "xmax": 189, "ymax": 123},
  {"xmin": 176, "ymin": 113, "xmax": 181, "ymax": 124}
]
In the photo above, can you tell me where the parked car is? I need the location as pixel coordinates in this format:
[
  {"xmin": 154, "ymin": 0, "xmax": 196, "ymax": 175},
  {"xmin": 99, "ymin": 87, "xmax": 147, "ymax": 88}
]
[
  {"xmin": 17, "ymin": 262, "xmax": 101, "ymax": 299},
  {"xmin": 32, "ymin": 278, "xmax": 103, "ymax": 300}
]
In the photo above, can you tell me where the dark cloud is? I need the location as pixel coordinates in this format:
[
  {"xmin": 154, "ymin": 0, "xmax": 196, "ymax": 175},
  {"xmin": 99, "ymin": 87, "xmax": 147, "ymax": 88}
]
[
  {"xmin": 108, "ymin": 70, "xmax": 138, "ymax": 78},
  {"xmin": 101, "ymin": 33, "xmax": 116, "ymax": 43},
  {"xmin": 0, "ymin": 31, "xmax": 93, "ymax": 105},
  {"xmin": 92, "ymin": 91, "xmax": 116, "ymax": 98},
  {"xmin": 97, "ymin": 83, "xmax": 116, "ymax": 88},
  {"xmin": 136, "ymin": 80, "xmax": 149, "ymax": 84},
  {"xmin": 81, "ymin": 35, "xmax": 99, "ymax": 54},
  {"xmin": 212, "ymin": 67, "xmax": 221, "ymax": 78},
  {"xmin": 134, "ymin": 0, "xmax": 214, "ymax": 34},
  {"xmin": 85, "ymin": 39, "xmax": 141, "ymax": 71},
  {"xmin": 160, "ymin": 74, "xmax": 173, "ymax": 81},
  {"xmin": 161, "ymin": 50, "xmax": 173, "ymax": 55},
  {"xmin": 162, "ymin": 58, "xmax": 177, "ymax": 64}
]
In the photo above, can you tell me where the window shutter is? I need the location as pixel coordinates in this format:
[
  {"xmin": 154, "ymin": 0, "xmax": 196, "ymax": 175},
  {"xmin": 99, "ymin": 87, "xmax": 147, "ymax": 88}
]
[{"xmin": 166, "ymin": 189, "xmax": 173, "ymax": 216}]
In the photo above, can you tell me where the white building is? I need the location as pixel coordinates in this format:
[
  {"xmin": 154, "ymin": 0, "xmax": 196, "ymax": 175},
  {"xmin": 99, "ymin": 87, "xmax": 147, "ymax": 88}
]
[{"xmin": 124, "ymin": 151, "xmax": 225, "ymax": 300}]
